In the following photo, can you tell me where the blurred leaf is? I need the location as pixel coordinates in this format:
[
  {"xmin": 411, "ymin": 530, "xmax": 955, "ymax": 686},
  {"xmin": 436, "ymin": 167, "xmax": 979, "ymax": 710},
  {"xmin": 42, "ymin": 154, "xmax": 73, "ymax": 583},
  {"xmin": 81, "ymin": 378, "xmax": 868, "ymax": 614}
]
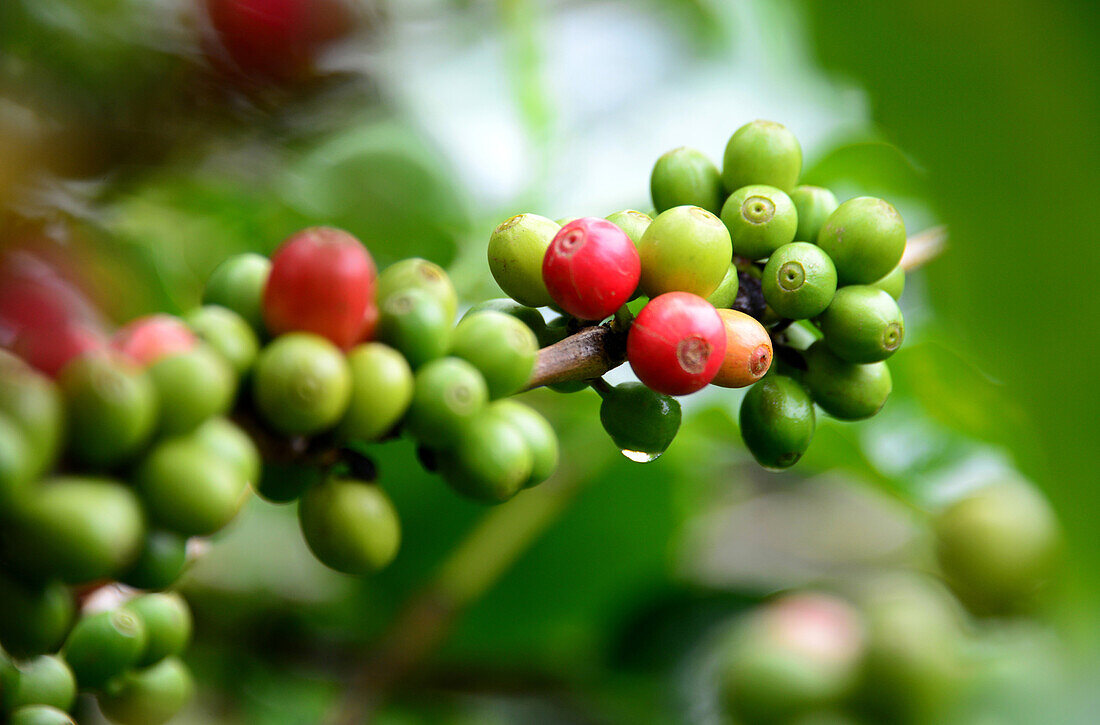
[{"xmin": 801, "ymin": 140, "xmax": 929, "ymax": 200}]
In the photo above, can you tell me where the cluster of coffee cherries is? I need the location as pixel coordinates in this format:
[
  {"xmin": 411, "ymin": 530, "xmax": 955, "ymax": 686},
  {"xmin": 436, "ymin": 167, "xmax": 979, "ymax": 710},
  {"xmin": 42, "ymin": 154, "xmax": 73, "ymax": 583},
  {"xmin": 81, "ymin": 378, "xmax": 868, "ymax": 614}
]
[{"xmin": 488, "ymin": 119, "xmax": 906, "ymax": 468}]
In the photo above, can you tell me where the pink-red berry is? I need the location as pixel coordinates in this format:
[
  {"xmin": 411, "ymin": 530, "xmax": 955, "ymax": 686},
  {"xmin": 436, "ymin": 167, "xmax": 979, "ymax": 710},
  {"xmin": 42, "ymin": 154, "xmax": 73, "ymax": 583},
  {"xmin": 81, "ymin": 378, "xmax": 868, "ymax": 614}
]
[
  {"xmin": 111, "ymin": 315, "xmax": 197, "ymax": 367},
  {"xmin": 542, "ymin": 218, "xmax": 640, "ymax": 321},
  {"xmin": 627, "ymin": 292, "xmax": 726, "ymax": 395}
]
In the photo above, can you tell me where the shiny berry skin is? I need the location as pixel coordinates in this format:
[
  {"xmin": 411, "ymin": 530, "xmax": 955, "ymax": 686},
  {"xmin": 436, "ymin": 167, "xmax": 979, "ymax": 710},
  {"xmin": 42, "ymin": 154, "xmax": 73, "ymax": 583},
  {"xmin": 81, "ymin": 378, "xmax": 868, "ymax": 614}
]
[
  {"xmin": 604, "ymin": 210, "xmax": 653, "ymax": 247},
  {"xmin": 376, "ymin": 287, "xmax": 452, "ymax": 368},
  {"xmin": 739, "ymin": 375, "xmax": 815, "ymax": 470},
  {"xmin": 598, "ymin": 382, "xmax": 682, "ymax": 459},
  {"xmin": 816, "ymin": 197, "xmax": 906, "ymax": 285},
  {"xmin": 706, "ymin": 264, "xmax": 741, "ymax": 309},
  {"xmin": 650, "ymin": 147, "xmax": 724, "ymax": 214},
  {"xmin": 339, "ymin": 343, "xmax": 413, "ymax": 442},
  {"xmin": 437, "ymin": 411, "xmax": 532, "ymax": 503},
  {"xmin": 147, "ymin": 345, "xmax": 237, "ymax": 436},
  {"xmin": 63, "ymin": 609, "xmax": 147, "ymax": 690},
  {"xmin": 627, "ymin": 292, "xmax": 727, "ymax": 395},
  {"xmin": 488, "ymin": 213, "xmax": 559, "ymax": 308},
  {"xmin": 122, "ymin": 593, "xmax": 192, "ymax": 667},
  {"xmin": 542, "ymin": 218, "xmax": 640, "ymax": 321},
  {"xmin": 136, "ymin": 438, "xmax": 248, "ymax": 537},
  {"xmin": 462, "ymin": 298, "xmax": 546, "ymax": 338},
  {"xmin": 818, "ymin": 286, "xmax": 905, "ymax": 363},
  {"xmin": 9, "ymin": 704, "xmax": 76, "ymax": 725},
  {"xmin": 720, "ymin": 184, "xmax": 798, "ymax": 261},
  {"xmin": 202, "ymin": 253, "xmax": 271, "ymax": 335},
  {"xmin": 802, "ymin": 340, "xmax": 892, "ymax": 420},
  {"xmin": 298, "ymin": 478, "xmax": 401, "ymax": 575},
  {"xmin": 871, "ymin": 264, "xmax": 905, "ymax": 300},
  {"xmin": 762, "ymin": 242, "xmax": 838, "ymax": 320},
  {"xmin": 490, "ymin": 400, "xmax": 558, "ymax": 488},
  {"xmin": 119, "ymin": 531, "xmax": 188, "ymax": 592},
  {"xmin": 252, "ymin": 333, "xmax": 352, "ymax": 435},
  {"xmin": 789, "ymin": 185, "xmax": 839, "ymax": 243},
  {"xmin": 97, "ymin": 656, "xmax": 193, "ymax": 725},
  {"xmin": 711, "ymin": 309, "xmax": 772, "ymax": 388},
  {"xmin": 262, "ymin": 227, "xmax": 377, "ymax": 350},
  {"xmin": 0, "ymin": 574, "xmax": 73, "ymax": 658},
  {"xmin": 183, "ymin": 305, "xmax": 260, "ymax": 376},
  {"xmin": 722, "ymin": 120, "xmax": 802, "ymax": 193},
  {"xmin": 193, "ymin": 417, "xmax": 261, "ymax": 485},
  {"xmin": 111, "ymin": 315, "xmax": 196, "ymax": 366},
  {"xmin": 404, "ymin": 357, "xmax": 488, "ymax": 449},
  {"xmin": 450, "ymin": 311, "xmax": 538, "ymax": 399},
  {"xmin": 0, "ymin": 362, "xmax": 62, "ymax": 480},
  {"xmin": 0, "ymin": 654, "xmax": 76, "ymax": 713},
  {"xmin": 0, "ymin": 414, "xmax": 33, "ymax": 504},
  {"xmin": 637, "ymin": 206, "xmax": 732, "ymax": 299},
  {"xmin": 376, "ymin": 258, "xmax": 458, "ymax": 325}
]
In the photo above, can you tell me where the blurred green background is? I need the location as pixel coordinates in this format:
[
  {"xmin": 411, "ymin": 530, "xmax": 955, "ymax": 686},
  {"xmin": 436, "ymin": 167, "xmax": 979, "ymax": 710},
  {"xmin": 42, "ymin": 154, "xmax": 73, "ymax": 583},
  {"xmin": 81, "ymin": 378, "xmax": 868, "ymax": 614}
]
[{"xmin": 1, "ymin": 0, "xmax": 1098, "ymax": 722}]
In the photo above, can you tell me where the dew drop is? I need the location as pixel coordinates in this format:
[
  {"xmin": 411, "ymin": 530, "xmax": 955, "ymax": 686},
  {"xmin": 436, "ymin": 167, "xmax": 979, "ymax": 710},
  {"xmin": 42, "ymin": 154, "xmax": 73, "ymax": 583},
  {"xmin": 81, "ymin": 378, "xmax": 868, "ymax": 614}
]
[{"xmin": 621, "ymin": 449, "xmax": 661, "ymax": 463}]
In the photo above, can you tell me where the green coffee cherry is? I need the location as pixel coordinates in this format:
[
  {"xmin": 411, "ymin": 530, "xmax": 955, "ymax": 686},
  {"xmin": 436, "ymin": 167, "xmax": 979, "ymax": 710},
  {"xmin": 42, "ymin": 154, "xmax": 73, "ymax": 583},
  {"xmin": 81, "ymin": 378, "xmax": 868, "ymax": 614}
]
[
  {"xmin": 376, "ymin": 258, "xmax": 458, "ymax": 324},
  {"xmin": 0, "ymin": 655, "xmax": 76, "ymax": 713},
  {"xmin": 720, "ymin": 184, "xmax": 798, "ymax": 261},
  {"xmin": 762, "ymin": 242, "xmax": 837, "ymax": 319},
  {"xmin": 252, "ymin": 333, "xmax": 352, "ymax": 435},
  {"xmin": 63, "ymin": 609, "xmax": 147, "ymax": 690},
  {"xmin": 135, "ymin": 438, "xmax": 248, "ymax": 537},
  {"xmin": 340, "ymin": 343, "xmax": 414, "ymax": 441},
  {"xmin": 122, "ymin": 593, "xmax": 192, "ymax": 667},
  {"xmin": 598, "ymin": 382, "xmax": 681, "ymax": 461},
  {"xmin": 818, "ymin": 286, "xmax": 905, "ymax": 363},
  {"xmin": 555, "ymin": 217, "xmax": 578, "ymax": 226},
  {"xmin": 0, "ymin": 576, "xmax": 73, "ymax": 658},
  {"xmin": 202, "ymin": 253, "xmax": 271, "ymax": 335},
  {"xmin": 488, "ymin": 213, "xmax": 559, "ymax": 307},
  {"xmin": 490, "ymin": 400, "xmax": 558, "ymax": 488},
  {"xmin": 192, "ymin": 417, "xmax": 261, "ymax": 485},
  {"xmin": 605, "ymin": 210, "xmax": 653, "ymax": 248},
  {"xmin": 119, "ymin": 531, "xmax": 187, "ymax": 591},
  {"xmin": 437, "ymin": 413, "xmax": 532, "ymax": 503},
  {"xmin": 871, "ymin": 264, "xmax": 905, "ymax": 300},
  {"xmin": 183, "ymin": 305, "xmax": 260, "ymax": 376},
  {"xmin": 256, "ymin": 461, "xmax": 322, "ymax": 504},
  {"xmin": 9, "ymin": 705, "xmax": 75, "ymax": 725},
  {"xmin": 147, "ymin": 345, "xmax": 236, "ymax": 436},
  {"xmin": 404, "ymin": 357, "xmax": 488, "ymax": 449},
  {"xmin": 2, "ymin": 477, "xmax": 144, "ymax": 584},
  {"xmin": 298, "ymin": 478, "xmax": 401, "ymax": 575},
  {"xmin": 376, "ymin": 287, "xmax": 452, "ymax": 368},
  {"xmin": 462, "ymin": 298, "xmax": 546, "ymax": 338},
  {"xmin": 59, "ymin": 353, "xmax": 157, "ymax": 468},
  {"xmin": 0, "ymin": 414, "xmax": 33, "ymax": 503},
  {"xmin": 450, "ymin": 311, "xmax": 538, "ymax": 399},
  {"xmin": 706, "ymin": 264, "xmax": 741, "ymax": 309},
  {"xmin": 739, "ymin": 376, "xmax": 815, "ymax": 469},
  {"xmin": 0, "ymin": 363, "xmax": 63, "ymax": 480},
  {"xmin": 98, "ymin": 657, "xmax": 193, "ymax": 725},
  {"xmin": 722, "ymin": 120, "xmax": 802, "ymax": 193},
  {"xmin": 789, "ymin": 185, "xmax": 839, "ymax": 243},
  {"xmin": 816, "ymin": 197, "xmax": 906, "ymax": 285},
  {"xmin": 650, "ymin": 147, "xmax": 724, "ymax": 214},
  {"xmin": 637, "ymin": 205, "xmax": 732, "ymax": 298},
  {"xmin": 802, "ymin": 340, "xmax": 891, "ymax": 420}
]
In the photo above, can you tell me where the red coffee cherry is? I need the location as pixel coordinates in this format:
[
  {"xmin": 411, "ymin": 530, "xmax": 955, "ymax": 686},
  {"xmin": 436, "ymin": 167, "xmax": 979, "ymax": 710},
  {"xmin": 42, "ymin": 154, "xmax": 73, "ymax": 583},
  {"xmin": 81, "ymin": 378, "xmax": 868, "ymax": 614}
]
[
  {"xmin": 13, "ymin": 323, "xmax": 105, "ymax": 378},
  {"xmin": 262, "ymin": 227, "xmax": 377, "ymax": 350},
  {"xmin": 111, "ymin": 315, "xmax": 197, "ymax": 367},
  {"xmin": 542, "ymin": 218, "xmax": 640, "ymax": 321},
  {"xmin": 627, "ymin": 292, "xmax": 726, "ymax": 395}
]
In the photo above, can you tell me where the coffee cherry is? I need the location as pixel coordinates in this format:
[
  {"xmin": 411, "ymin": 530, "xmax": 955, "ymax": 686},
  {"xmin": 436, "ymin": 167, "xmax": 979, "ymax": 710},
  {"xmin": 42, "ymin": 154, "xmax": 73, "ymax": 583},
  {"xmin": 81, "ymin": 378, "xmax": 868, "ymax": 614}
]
[
  {"xmin": 97, "ymin": 656, "xmax": 192, "ymax": 725},
  {"xmin": 720, "ymin": 184, "xmax": 798, "ymax": 261},
  {"xmin": 711, "ymin": 309, "xmax": 772, "ymax": 388},
  {"xmin": 598, "ymin": 382, "xmax": 682, "ymax": 460},
  {"xmin": 0, "ymin": 414, "xmax": 33, "ymax": 503},
  {"xmin": 437, "ymin": 412, "xmax": 532, "ymax": 503},
  {"xmin": 722, "ymin": 120, "xmax": 802, "ymax": 193},
  {"xmin": 0, "ymin": 655, "xmax": 75, "ymax": 713},
  {"xmin": 488, "ymin": 213, "xmax": 559, "ymax": 308},
  {"xmin": 637, "ymin": 206, "xmax": 732, "ymax": 299},
  {"xmin": 122, "ymin": 593, "xmax": 192, "ymax": 667},
  {"xmin": 818, "ymin": 286, "xmax": 904, "ymax": 363},
  {"xmin": 203, "ymin": 253, "xmax": 271, "ymax": 335},
  {"xmin": 404, "ymin": 357, "xmax": 488, "ymax": 449},
  {"xmin": 739, "ymin": 375, "xmax": 815, "ymax": 469},
  {"xmin": 136, "ymin": 438, "xmax": 248, "ymax": 537},
  {"xmin": 816, "ymin": 197, "xmax": 906, "ymax": 285},
  {"xmin": 762, "ymin": 242, "xmax": 838, "ymax": 320},
  {"xmin": 870, "ymin": 264, "xmax": 905, "ymax": 300},
  {"xmin": 376, "ymin": 258, "xmax": 458, "ymax": 324},
  {"xmin": 119, "ymin": 531, "xmax": 188, "ymax": 592},
  {"xmin": 376, "ymin": 287, "xmax": 452, "ymax": 368},
  {"xmin": 256, "ymin": 461, "xmax": 322, "ymax": 504},
  {"xmin": 183, "ymin": 305, "xmax": 260, "ymax": 376},
  {"xmin": 147, "ymin": 345, "xmax": 236, "ymax": 436},
  {"xmin": 262, "ymin": 227, "xmax": 377, "ymax": 350},
  {"xmin": 542, "ymin": 218, "xmax": 640, "ymax": 321},
  {"xmin": 298, "ymin": 478, "xmax": 401, "ymax": 575},
  {"xmin": 463, "ymin": 298, "xmax": 546, "ymax": 338},
  {"xmin": 338, "ymin": 343, "xmax": 414, "ymax": 442},
  {"xmin": 252, "ymin": 333, "xmax": 352, "ymax": 435},
  {"xmin": 802, "ymin": 340, "xmax": 891, "ymax": 420},
  {"xmin": 706, "ymin": 264, "xmax": 741, "ymax": 309},
  {"xmin": 2, "ymin": 477, "xmax": 144, "ymax": 584},
  {"xmin": 12, "ymin": 323, "xmax": 106, "ymax": 379},
  {"xmin": 0, "ymin": 575, "xmax": 73, "ymax": 658},
  {"xmin": 934, "ymin": 482, "xmax": 1060, "ymax": 615},
  {"xmin": 0, "ymin": 361, "xmax": 63, "ymax": 480},
  {"xmin": 627, "ymin": 292, "xmax": 726, "ymax": 395},
  {"xmin": 359, "ymin": 301, "xmax": 379, "ymax": 343},
  {"xmin": 110, "ymin": 315, "xmax": 196, "ymax": 367},
  {"xmin": 63, "ymin": 609, "xmax": 146, "ymax": 690},
  {"xmin": 650, "ymin": 147, "xmax": 724, "ymax": 214},
  {"xmin": 59, "ymin": 352, "xmax": 157, "ymax": 468},
  {"xmin": 604, "ymin": 210, "xmax": 653, "ymax": 247},
  {"xmin": 192, "ymin": 417, "xmax": 261, "ymax": 485},
  {"xmin": 451, "ymin": 311, "xmax": 539, "ymax": 399},
  {"xmin": 9, "ymin": 705, "xmax": 75, "ymax": 725},
  {"xmin": 490, "ymin": 400, "xmax": 558, "ymax": 487},
  {"xmin": 789, "ymin": 185, "xmax": 839, "ymax": 243}
]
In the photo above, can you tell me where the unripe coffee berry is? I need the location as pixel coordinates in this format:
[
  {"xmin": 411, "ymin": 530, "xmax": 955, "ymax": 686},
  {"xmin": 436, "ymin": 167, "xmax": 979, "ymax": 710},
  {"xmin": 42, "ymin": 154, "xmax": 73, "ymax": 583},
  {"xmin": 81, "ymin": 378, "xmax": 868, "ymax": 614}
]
[
  {"xmin": 604, "ymin": 210, "xmax": 653, "ymax": 247},
  {"xmin": 0, "ymin": 414, "xmax": 33, "ymax": 503},
  {"xmin": 739, "ymin": 375, "xmax": 815, "ymax": 470},
  {"xmin": 9, "ymin": 705, "xmax": 76, "ymax": 725},
  {"xmin": 404, "ymin": 357, "xmax": 488, "ymax": 449},
  {"xmin": 122, "ymin": 593, "xmax": 192, "ymax": 667},
  {"xmin": 97, "ymin": 656, "xmax": 193, "ymax": 725},
  {"xmin": 136, "ymin": 438, "xmax": 248, "ymax": 537},
  {"xmin": 542, "ymin": 218, "xmax": 640, "ymax": 320},
  {"xmin": 818, "ymin": 286, "xmax": 905, "ymax": 363},
  {"xmin": 706, "ymin": 264, "xmax": 741, "ymax": 309},
  {"xmin": 376, "ymin": 287, "xmax": 452, "ymax": 368},
  {"xmin": 376, "ymin": 258, "xmax": 458, "ymax": 324},
  {"xmin": 119, "ymin": 531, "xmax": 188, "ymax": 592},
  {"xmin": 789, "ymin": 185, "xmax": 838, "ymax": 243},
  {"xmin": 871, "ymin": 264, "xmax": 905, "ymax": 300},
  {"xmin": 720, "ymin": 185, "xmax": 798, "ymax": 261},
  {"xmin": 650, "ymin": 147, "xmax": 724, "ymax": 214},
  {"xmin": 63, "ymin": 609, "xmax": 147, "ymax": 690},
  {"xmin": 183, "ymin": 305, "xmax": 260, "ymax": 376},
  {"xmin": 488, "ymin": 213, "xmax": 559, "ymax": 307},
  {"xmin": 627, "ymin": 292, "xmax": 727, "ymax": 395},
  {"xmin": 463, "ymin": 298, "xmax": 546, "ymax": 338},
  {"xmin": 0, "ymin": 361, "xmax": 64, "ymax": 480},
  {"xmin": 598, "ymin": 382, "xmax": 682, "ymax": 460},
  {"xmin": 711, "ymin": 309, "xmax": 772, "ymax": 388},
  {"xmin": 450, "ymin": 311, "xmax": 539, "ymax": 399},
  {"xmin": 340, "ymin": 343, "xmax": 414, "ymax": 441},
  {"xmin": 816, "ymin": 197, "xmax": 906, "ymax": 285},
  {"xmin": 252, "ymin": 333, "xmax": 352, "ymax": 435},
  {"xmin": 0, "ymin": 575, "xmax": 74, "ymax": 658},
  {"xmin": 193, "ymin": 417, "xmax": 261, "ymax": 485},
  {"xmin": 761, "ymin": 242, "xmax": 837, "ymax": 320},
  {"xmin": 298, "ymin": 478, "xmax": 401, "ymax": 575},
  {"xmin": 722, "ymin": 120, "xmax": 802, "ymax": 193},
  {"xmin": 637, "ymin": 206, "xmax": 732, "ymax": 299},
  {"xmin": 490, "ymin": 400, "xmax": 559, "ymax": 487},
  {"xmin": 203, "ymin": 253, "xmax": 271, "ymax": 335},
  {"xmin": 802, "ymin": 340, "xmax": 892, "ymax": 420},
  {"xmin": 1, "ymin": 654, "xmax": 76, "ymax": 713},
  {"xmin": 437, "ymin": 411, "xmax": 533, "ymax": 503},
  {"xmin": 147, "ymin": 345, "xmax": 236, "ymax": 436}
]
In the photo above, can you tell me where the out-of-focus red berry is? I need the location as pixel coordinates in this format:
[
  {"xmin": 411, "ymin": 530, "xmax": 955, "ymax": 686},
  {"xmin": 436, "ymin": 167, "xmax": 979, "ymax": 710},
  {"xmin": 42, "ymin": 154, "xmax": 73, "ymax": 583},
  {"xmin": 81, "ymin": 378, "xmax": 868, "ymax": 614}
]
[
  {"xmin": 111, "ymin": 315, "xmax": 198, "ymax": 367},
  {"xmin": 542, "ymin": 218, "xmax": 640, "ymax": 321},
  {"xmin": 627, "ymin": 292, "xmax": 726, "ymax": 395},
  {"xmin": 12, "ymin": 323, "xmax": 107, "ymax": 378}
]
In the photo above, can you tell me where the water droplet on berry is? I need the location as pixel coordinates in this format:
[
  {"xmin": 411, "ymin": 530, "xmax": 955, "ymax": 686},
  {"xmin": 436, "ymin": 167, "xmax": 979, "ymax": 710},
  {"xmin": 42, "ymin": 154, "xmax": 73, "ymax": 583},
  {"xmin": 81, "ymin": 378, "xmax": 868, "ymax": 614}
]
[{"xmin": 621, "ymin": 449, "xmax": 661, "ymax": 463}]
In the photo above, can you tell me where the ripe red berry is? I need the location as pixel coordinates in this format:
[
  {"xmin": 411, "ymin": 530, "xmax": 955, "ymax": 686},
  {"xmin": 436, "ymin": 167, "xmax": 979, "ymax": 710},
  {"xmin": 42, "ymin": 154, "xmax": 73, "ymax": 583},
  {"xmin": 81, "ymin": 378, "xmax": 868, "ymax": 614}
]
[
  {"xmin": 111, "ymin": 315, "xmax": 197, "ymax": 367},
  {"xmin": 627, "ymin": 292, "xmax": 726, "ymax": 395},
  {"xmin": 262, "ymin": 227, "xmax": 377, "ymax": 350},
  {"xmin": 542, "ymin": 218, "xmax": 640, "ymax": 321},
  {"xmin": 358, "ymin": 301, "xmax": 379, "ymax": 343},
  {"xmin": 13, "ymin": 323, "xmax": 106, "ymax": 378}
]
